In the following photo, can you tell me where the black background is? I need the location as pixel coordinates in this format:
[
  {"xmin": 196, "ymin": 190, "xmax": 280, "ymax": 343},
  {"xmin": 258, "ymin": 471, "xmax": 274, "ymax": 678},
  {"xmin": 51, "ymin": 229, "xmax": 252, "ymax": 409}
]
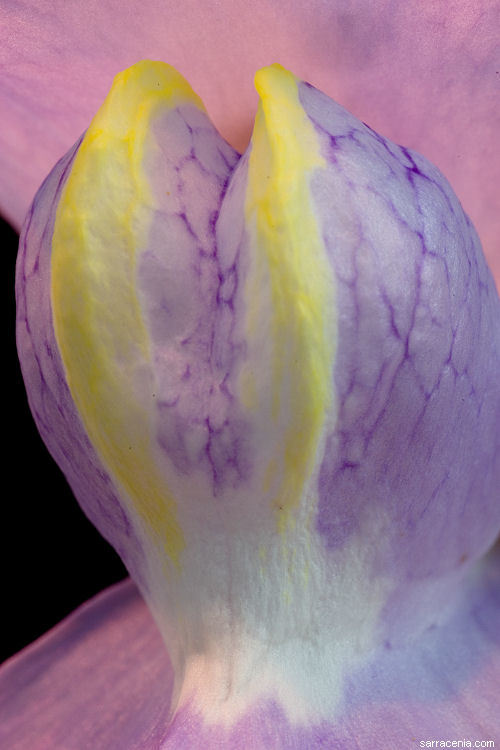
[{"xmin": 3, "ymin": 215, "xmax": 127, "ymax": 665}]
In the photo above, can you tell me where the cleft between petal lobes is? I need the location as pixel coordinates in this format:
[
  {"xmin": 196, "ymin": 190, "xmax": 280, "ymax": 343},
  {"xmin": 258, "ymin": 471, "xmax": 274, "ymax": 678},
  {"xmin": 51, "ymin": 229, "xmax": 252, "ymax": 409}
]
[{"xmin": 243, "ymin": 64, "xmax": 338, "ymax": 535}]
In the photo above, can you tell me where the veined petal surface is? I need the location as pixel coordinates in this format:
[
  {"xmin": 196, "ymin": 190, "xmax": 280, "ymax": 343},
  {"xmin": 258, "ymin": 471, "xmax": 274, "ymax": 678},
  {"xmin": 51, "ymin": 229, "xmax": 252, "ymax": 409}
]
[{"xmin": 10, "ymin": 60, "xmax": 500, "ymax": 747}]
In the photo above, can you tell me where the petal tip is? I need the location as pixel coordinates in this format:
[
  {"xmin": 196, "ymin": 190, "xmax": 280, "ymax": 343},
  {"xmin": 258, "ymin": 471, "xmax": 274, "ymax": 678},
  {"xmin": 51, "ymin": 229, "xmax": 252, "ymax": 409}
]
[
  {"xmin": 254, "ymin": 63, "xmax": 297, "ymax": 101},
  {"xmin": 98, "ymin": 60, "xmax": 205, "ymax": 140}
]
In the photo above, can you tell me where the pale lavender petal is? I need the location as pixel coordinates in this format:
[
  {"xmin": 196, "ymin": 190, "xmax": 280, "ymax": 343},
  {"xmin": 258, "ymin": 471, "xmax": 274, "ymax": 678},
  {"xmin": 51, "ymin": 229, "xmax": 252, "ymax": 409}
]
[
  {"xmin": 0, "ymin": 580, "xmax": 174, "ymax": 749},
  {"xmin": 0, "ymin": 547, "xmax": 498, "ymax": 748},
  {"xmin": 15, "ymin": 134, "xmax": 148, "ymax": 589},
  {"xmin": 296, "ymin": 79, "xmax": 500, "ymax": 638},
  {"xmin": 10, "ymin": 61, "xmax": 500, "ymax": 747}
]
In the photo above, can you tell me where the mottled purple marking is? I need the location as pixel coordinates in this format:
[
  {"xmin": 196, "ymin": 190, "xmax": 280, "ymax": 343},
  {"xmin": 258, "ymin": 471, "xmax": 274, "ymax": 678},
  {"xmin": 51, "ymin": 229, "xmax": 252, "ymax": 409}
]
[
  {"xmin": 297, "ymin": 79, "xmax": 500, "ymax": 639},
  {"xmin": 140, "ymin": 104, "xmax": 252, "ymax": 496}
]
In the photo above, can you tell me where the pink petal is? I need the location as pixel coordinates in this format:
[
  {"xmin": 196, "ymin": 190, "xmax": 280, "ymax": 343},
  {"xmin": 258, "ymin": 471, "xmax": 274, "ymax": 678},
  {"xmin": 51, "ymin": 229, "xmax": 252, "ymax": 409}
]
[
  {"xmin": 0, "ymin": 1, "xmax": 499, "ymax": 286},
  {"xmin": 0, "ymin": 580, "xmax": 175, "ymax": 749}
]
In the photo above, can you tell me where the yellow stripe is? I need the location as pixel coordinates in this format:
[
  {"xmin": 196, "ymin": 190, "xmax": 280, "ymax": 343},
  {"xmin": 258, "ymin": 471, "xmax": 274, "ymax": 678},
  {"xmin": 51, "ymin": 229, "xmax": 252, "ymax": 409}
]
[
  {"xmin": 245, "ymin": 65, "xmax": 336, "ymax": 534},
  {"xmin": 51, "ymin": 62, "xmax": 201, "ymax": 567}
]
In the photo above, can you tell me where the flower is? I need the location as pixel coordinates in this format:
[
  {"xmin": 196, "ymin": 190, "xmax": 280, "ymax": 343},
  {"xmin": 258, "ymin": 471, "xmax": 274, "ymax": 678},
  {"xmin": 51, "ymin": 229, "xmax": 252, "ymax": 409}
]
[{"xmin": 1, "ymin": 4, "xmax": 500, "ymax": 749}]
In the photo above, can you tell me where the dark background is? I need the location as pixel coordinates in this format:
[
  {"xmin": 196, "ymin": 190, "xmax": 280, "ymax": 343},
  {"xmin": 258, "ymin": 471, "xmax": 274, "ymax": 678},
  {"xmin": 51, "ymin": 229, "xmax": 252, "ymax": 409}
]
[{"xmin": 3, "ymin": 215, "xmax": 127, "ymax": 665}]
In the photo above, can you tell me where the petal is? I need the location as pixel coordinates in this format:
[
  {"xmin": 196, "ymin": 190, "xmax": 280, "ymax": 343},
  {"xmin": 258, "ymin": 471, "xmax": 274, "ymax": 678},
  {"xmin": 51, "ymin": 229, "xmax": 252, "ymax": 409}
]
[
  {"xmin": 16, "ymin": 61, "xmax": 239, "ymax": 591},
  {"xmin": 0, "ymin": 580, "xmax": 175, "ymax": 749},
  {"xmin": 1, "ymin": 1, "xmax": 499, "ymax": 287},
  {"xmin": 14, "ymin": 61, "xmax": 500, "ymax": 745},
  {"xmin": 0, "ymin": 547, "xmax": 498, "ymax": 748}
]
